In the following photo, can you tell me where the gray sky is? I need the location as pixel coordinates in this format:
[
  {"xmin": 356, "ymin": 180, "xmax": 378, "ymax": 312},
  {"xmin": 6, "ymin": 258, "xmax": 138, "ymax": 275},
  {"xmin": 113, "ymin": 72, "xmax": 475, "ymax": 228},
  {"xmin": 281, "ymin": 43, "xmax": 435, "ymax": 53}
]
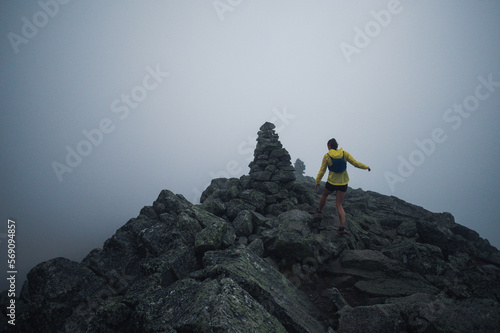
[{"xmin": 1, "ymin": 0, "xmax": 499, "ymax": 291}]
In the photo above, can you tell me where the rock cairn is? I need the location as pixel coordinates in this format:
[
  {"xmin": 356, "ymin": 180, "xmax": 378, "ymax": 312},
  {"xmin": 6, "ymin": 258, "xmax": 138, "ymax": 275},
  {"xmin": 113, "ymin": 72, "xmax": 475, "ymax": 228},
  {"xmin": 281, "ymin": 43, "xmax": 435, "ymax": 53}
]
[
  {"xmin": 245, "ymin": 122, "xmax": 300, "ymax": 215},
  {"xmin": 248, "ymin": 122, "xmax": 295, "ymax": 190},
  {"xmin": 200, "ymin": 122, "xmax": 314, "ymax": 217}
]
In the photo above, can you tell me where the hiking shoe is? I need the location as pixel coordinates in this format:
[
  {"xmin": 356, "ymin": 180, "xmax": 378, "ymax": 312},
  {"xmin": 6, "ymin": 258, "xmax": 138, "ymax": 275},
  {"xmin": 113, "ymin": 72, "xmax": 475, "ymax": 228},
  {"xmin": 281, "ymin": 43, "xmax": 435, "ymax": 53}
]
[
  {"xmin": 315, "ymin": 208, "xmax": 323, "ymax": 217},
  {"xmin": 336, "ymin": 227, "xmax": 347, "ymax": 234}
]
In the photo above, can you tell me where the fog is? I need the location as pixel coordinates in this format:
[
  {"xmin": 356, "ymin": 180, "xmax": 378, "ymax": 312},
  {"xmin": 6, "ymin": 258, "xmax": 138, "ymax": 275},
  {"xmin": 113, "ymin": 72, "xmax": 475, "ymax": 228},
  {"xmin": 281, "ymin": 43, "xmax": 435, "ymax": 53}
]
[{"xmin": 1, "ymin": 0, "xmax": 499, "ymax": 292}]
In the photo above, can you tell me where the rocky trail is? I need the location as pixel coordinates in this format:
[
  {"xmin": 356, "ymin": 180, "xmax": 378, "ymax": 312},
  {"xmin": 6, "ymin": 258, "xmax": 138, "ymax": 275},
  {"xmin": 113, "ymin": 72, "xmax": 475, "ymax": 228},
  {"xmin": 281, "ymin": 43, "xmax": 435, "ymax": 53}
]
[{"xmin": 2, "ymin": 122, "xmax": 499, "ymax": 332}]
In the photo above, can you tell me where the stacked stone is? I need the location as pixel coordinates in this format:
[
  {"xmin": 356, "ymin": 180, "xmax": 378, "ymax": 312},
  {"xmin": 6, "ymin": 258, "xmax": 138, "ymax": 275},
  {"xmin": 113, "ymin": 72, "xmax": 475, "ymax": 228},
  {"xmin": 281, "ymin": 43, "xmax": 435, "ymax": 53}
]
[
  {"xmin": 247, "ymin": 122, "xmax": 296, "ymax": 213},
  {"xmin": 249, "ymin": 122, "xmax": 295, "ymax": 186},
  {"xmin": 201, "ymin": 122, "xmax": 310, "ymax": 218}
]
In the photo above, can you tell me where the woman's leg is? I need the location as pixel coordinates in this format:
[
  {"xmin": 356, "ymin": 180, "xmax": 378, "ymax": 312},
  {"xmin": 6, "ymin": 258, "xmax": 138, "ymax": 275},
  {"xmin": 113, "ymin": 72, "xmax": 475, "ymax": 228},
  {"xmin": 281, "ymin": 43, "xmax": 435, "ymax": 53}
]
[
  {"xmin": 318, "ymin": 187, "xmax": 332, "ymax": 212},
  {"xmin": 336, "ymin": 190, "xmax": 346, "ymax": 227}
]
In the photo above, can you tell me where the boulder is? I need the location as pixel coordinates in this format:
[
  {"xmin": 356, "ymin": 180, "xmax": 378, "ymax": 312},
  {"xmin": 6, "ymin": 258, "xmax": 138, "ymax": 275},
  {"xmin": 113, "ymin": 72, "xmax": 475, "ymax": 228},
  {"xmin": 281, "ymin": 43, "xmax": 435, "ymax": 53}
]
[
  {"xmin": 263, "ymin": 209, "xmax": 336, "ymax": 263},
  {"xmin": 239, "ymin": 189, "xmax": 267, "ymax": 212},
  {"xmin": 131, "ymin": 277, "xmax": 288, "ymax": 332},
  {"xmin": 200, "ymin": 196, "xmax": 226, "ymax": 216},
  {"xmin": 340, "ymin": 249, "xmax": 404, "ymax": 273},
  {"xmin": 202, "ymin": 248, "xmax": 326, "ymax": 333},
  {"xmin": 336, "ymin": 249, "xmax": 440, "ymax": 297},
  {"xmin": 17, "ymin": 258, "xmax": 105, "ymax": 332},
  {"xmin": 337, "ymin": 304, "xmax": 404, "ymax": 333},
  {"xmin": 381, "ymin": 241, "xmax": 448, "ymax": 277},
  {"xmin": 387, "ymin": 293, "xmax": 500, "ymax": 332},
  {"xmin": 233, "ymin": 210, "xmax": 254, "ymax": 237},
  {"xmin": 247, "ymin": 238, "xmax": 265, "ymax": 257},
  {"xmin": 194, "ymin": 220, "xmax": 229, "ymax": 256}
]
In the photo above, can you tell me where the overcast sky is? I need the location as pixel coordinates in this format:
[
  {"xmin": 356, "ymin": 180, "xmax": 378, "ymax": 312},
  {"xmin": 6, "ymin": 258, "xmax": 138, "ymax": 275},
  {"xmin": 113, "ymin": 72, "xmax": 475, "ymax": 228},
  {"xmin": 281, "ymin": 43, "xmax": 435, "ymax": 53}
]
[{"xmin": 1, "ymin": 0, "xmax": 499, "ymax": 291}]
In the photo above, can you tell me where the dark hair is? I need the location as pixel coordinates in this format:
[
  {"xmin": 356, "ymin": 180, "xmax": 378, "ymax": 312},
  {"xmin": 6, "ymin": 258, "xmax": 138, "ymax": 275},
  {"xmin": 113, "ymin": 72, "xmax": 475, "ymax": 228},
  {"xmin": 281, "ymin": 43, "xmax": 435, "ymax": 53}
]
[{"xmin": 328, "ymin": 138, "xmax": 338, "ymax": 150}]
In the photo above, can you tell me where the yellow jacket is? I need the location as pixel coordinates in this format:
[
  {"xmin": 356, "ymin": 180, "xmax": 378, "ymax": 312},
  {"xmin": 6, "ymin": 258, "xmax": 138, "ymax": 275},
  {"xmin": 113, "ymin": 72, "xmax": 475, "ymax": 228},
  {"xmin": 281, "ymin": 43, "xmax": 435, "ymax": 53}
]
[{"xmin": 315, "ymin": 148, "xmax": 369, "ymax": 186}]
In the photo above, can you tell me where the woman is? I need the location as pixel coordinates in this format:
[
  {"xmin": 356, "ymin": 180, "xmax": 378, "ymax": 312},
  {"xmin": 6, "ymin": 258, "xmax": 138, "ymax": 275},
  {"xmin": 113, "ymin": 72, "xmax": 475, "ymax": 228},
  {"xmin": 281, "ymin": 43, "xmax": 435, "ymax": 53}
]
[{"xmin": 315, "ymin": 138, "xmax": 371, "ymax": 234}]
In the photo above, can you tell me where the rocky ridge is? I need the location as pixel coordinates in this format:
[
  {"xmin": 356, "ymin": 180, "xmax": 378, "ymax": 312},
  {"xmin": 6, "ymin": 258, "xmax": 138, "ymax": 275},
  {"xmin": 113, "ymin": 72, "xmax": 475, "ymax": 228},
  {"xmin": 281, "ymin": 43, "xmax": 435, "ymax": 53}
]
[{"xmin": 2, "ymin": 122, "xmax": 500, "ymax": 332}]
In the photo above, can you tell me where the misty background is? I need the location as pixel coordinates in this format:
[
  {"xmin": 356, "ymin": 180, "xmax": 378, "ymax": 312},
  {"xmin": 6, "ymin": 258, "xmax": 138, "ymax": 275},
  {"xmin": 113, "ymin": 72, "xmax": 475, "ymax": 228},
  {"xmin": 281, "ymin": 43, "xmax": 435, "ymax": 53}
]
[{"xmin": 1, "ymin": 0, "xmax": 499, "ymax": 292}]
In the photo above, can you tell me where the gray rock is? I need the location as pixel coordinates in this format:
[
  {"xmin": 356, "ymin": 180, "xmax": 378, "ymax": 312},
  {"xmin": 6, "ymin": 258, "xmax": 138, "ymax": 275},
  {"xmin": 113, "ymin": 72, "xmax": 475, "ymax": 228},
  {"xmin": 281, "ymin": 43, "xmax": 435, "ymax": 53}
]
[
  {"xmin": 338, "ymin": 249, "xmax": 440, "ymax": 297},
  {"xmin": 185, "ymin": 205, "xmax": 226, "ymax": 229},
  {"xmin": 263, "ymin": 210, "xmax": 336, "ymax": 263},
  {"xmin": 176, "ymin": 211, "xmax": 202, "ymax": 233},
  {"xmin": 201, "ymin": 196, "xmax": 226, "ymax": 216},
  {"xmin": 225, "ymin": 198, "xmax": 256, "ymax": 220},
  {"xmin": 381, "ymin": 241, "xmax": 447, "ymax": 276},
  {"xmin": 17, "ymin": 258, "xmax": 106, "ymax": 332},
  {"xmin": 337, "ymin": 304, "xmax": 404, "ymax": 333},
  {"xmin": 354, "ymin": 275, "xmax": 439, "ymax": 297},
  {"xmin": 397, "ymin": 220, "xmax": 417, "ymax": 237},
  {"xmin": 133, "ymin": 277, "xmax": 288, "ymax": 332},
  {"xmin": 203, "ymin": 248, "xmax": 326, "ymax": 333},
  {"xmin": 247, "ymin": 238, "xmax": 265, "ymax": 257},
  {"xmin": 233, "ymin": 210, "xmax": 254, "ymax": 237},
  {"xmin": 194, "ymin": 220, "xmax": 229, "ymax": 256},
  {"xmin": 331, "ymin": 288, "xmax": 349, "ymax": 310},
  {"xmin": 200, "ymin": 177, "xmax": 242, "ymax": 203},
  {"xmin": 260, "ymin": 121, "xmax": 276, "ymax": 131},
  {"xmin": 252, "ymin": 181, "xmax": 281, "ymax": 194},
  {"xmin": 387, "ymin": 293, "xmax": 500, "ymax": 333},
  {"xmin": 250, "ymin": 170, "xmax": 273, "ymax": 181},
  {"xmin": 271, "ymin": 169, "xmax": 296, "ymax": 183},
  {"xmin": 250, "ymin": 210, "xmax": 271, "ymax": 229},
  {"xmin": 222, "ymin": 223, "xmax": 237, "ymax": 248},
  {"xmin": 153, "ymin": 189, "xmax": 191, "ymax": 215},
  {"xmin": 340, "ymin": 249, "xmax": 405, "ymax": 273},
  {"xmin": 239, "ymin": 189, "xmax": 267, "ymax": 212}
]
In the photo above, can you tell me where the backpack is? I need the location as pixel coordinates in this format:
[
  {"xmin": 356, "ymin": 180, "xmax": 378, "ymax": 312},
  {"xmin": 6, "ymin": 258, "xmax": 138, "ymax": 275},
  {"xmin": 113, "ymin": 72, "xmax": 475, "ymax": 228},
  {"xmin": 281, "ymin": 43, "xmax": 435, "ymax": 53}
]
[{"xmin": 328, "ymin": 152, "xmax": 347, "ymax": 173}]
